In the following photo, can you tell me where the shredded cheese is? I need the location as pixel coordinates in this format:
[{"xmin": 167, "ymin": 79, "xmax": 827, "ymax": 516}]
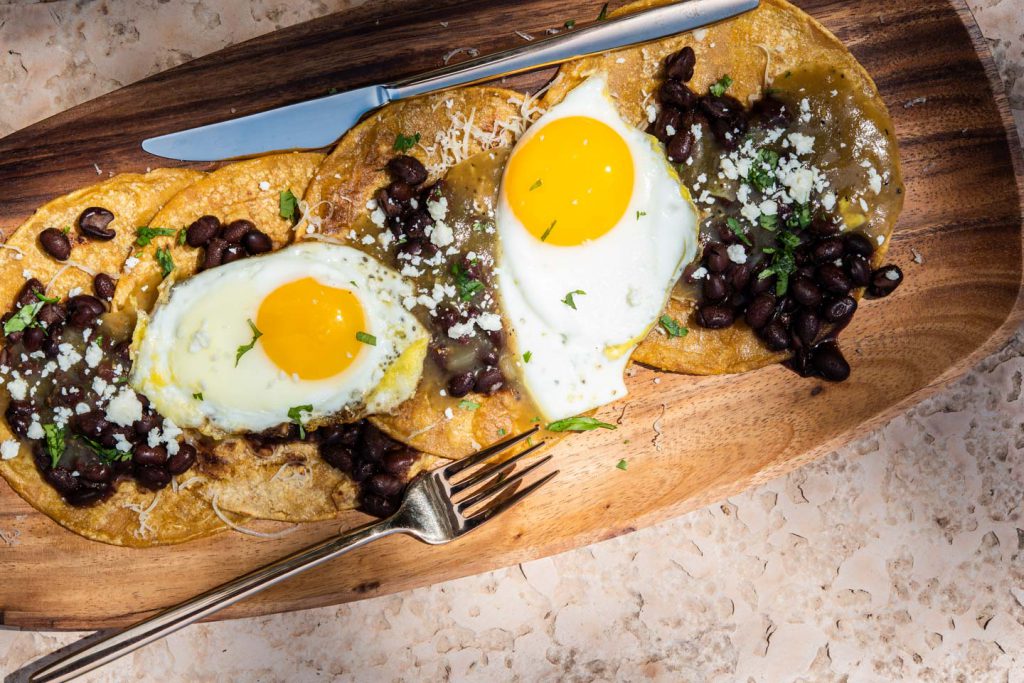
[{"xmin": 210, "ymin": 493, "xmax": 300, "ymax": 539}]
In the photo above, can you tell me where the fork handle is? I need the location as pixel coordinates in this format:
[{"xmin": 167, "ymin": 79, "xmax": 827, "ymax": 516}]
[{"xmin": 29, "ymin": 519, "xmax": 402, "ymax": 683}]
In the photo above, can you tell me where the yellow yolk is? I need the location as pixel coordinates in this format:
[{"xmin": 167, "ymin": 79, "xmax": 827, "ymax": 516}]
[
  {"xmin": 256, "ymin": 277, "xmax": 366, "ymax": 380},
  {"xmin": 505, "ymin": 116, "xmax": 634, "ymax": 246}
]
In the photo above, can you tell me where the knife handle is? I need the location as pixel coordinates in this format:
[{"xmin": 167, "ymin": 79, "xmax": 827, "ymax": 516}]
[{"xmin": 386, "ymin": 0, "xmax": 758, "ymax": 101}]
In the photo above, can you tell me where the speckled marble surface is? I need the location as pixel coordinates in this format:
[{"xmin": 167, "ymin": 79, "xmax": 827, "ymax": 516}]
[{"xmin": 1, "ymin": 1, "xmax": 1023, "ymax": 681}]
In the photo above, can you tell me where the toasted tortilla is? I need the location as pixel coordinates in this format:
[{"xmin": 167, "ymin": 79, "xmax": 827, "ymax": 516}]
[
  {"xmin": 0, "ymin": 168, "xmax": 230, "ymax": 547},
  {"xmin": 303, "ymin": 87, "xmax": 549, "ymax": 458},
  {"xmin": 543, "ymin": 0, "xmax": 904, "ymax": 375}
]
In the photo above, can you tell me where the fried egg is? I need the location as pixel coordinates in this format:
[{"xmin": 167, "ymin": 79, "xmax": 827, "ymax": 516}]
[
  {"xmin": 496, "ymin": 74, "xmax": 698, "ymax": 421},
  {"xmin": 131, "ymin": 242, "xmax": 428, "ymax": 434}
]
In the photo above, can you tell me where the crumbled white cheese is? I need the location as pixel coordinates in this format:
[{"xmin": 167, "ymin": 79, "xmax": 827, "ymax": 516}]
[
  {"xmin": 645, "ymin": 104, "xmax": 658, "ymax": 123},
  {"xmin": 444, "ymin": 407, "xmax": 455, "ymax": 420},
  {"xmin": 693, "ymin": 28, "xmax": 708, "ymax": 41},
  {"xmin": 84, "ymin": 343, "xmax": 103, "ymax": 368},
  {"xmin": 123, "ymin": 256, "xmax": 140, "ymax": 273},
  {"xmin": 430, "ymin": 220, "xmax": 454, "ymax": 248},
  {"xmin": 27, "ymin": 421, "xmax": 44, "ymax": 440},
  {"xmin": 105, "ymin": 388, "xmax": 143, "ymax": 427},
  {"xmin": 759, "ymin": 199, "xmax": 778, "ymax": 216},
  {"xmin": 258, "ymin": 181, "xmax": 271, "ymax": 191},
  {"xmin": 787, "ymin": 132, "xmax": 815, "ymax": 155},
  {"xmin": 876, "ymin": 234, "xmax": 885, "ymax": 245},
  {"xmin": 361, "ymin": 234, "xmax": 376, "ymax": 246},
  {"xmin": 365, "ymin": 198, "xmax": 378, "ymax": 211},
  {"xmin": 7, "ymin": 378, "xmax": 27, "ymax": 401},
  {"xmin": 690, "ymin": 266, "xmax": 708, "ymax": 280},
  {"xmin": 821, "ymin": 192, "xmax": 837, "ymax": 211},
  {"xmin": 426, "ymin": 196, "xmax": 449, "ymax": 221},
  {"xmin": 56, "ymin": 343, "xmax": 83, "ymax": 372},
  {"xmin": 114, "ymin": 433, "xmax": 133, "ymax": 453},
  {"xmin": 726, "ymin": 244, "xmax": 748, "ymax": 264},
  {"xmin": 448, "ymin": 321, "xmax": 476, "ymax": 339},
  {"xmin": 866, "ymin": 166, "xmax": 883, "ymax": 194},
  {"xmin": 476, "ymin": 312, "xmax": 502, "ymax": 331},
  {"xmin": 369, "ymin": 207, "xmax": 386, "ymax": 227},
  {"xmin": 75, "ymin": 402, "xmax": 91, "ymax": 415},
  {"xmin": 0, "ymin": 439, "xmax": 19, "ymax": 460},
  {"xmin": 885, "ymin": 269, "xmax": 900, "ymax": 281},
  {"xmin": 665, "ymin": 125, "xmax": 676, "ymax": 137}
]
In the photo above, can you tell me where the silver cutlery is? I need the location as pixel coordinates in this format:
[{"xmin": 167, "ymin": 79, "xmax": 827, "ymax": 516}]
[
  {"xmin": 142, "ymin": 0, "xmax": 759, "ymax": 161},
  {"xmin": 29, "ymin": 427, "xmax": 555, "ymax": 683}
]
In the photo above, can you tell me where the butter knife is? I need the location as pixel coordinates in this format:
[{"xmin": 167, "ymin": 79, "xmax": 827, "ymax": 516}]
[{"xmin": 142, "ymin": 0, "xmax": 758, "ymax": 161}]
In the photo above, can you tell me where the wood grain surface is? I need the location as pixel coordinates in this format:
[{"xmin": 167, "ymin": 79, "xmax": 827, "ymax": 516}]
[{"xmin": 0, "ymin": 0, "xmax": 1022, "ymax": 629}]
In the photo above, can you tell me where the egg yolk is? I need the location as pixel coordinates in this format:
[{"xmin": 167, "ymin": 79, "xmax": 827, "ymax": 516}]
[
  {"xmin": 505, "ymin": 116, "xmax": 634, "ymax": 246},
  {"xmin": 256, "ymin": 277, "xmax": 367, "ymax": 380}
]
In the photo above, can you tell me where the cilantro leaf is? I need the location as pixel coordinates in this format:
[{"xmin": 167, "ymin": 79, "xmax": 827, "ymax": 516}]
[
  {"xmin": 636, "ymin": 211, "xmax": 647, "ymax": 220},
  {"xmin": 279, "ymin": 189, "xmax": 299, "ymax": 223},
  {"xmin": 747, "ymin": 148, "xmax": 780, "ymax": 192},
  {"xmin": 561, "ymin": 289, "xmax": 586, "ymax": 310},
  {"xmin": 597, "ymin": 2, "xmax": 609, "ymax": 20},
  {"xmin": 4, "ymin": 301, "xmax": 44, "ymax": 336},
  {"xmin": 193, "ymin": 392, "xmax": 204, "ymax": 401},
  {"xmin": 659, "ymin": 315, "xmax": 688, "ymax": 338},
  {"xmin": 287, "ymin": 404, "xmax": 313, "ymax": 439},
  {"xmin": 393, "ymin": 132, "xmax": 421, "ymax": 152},
  {"xmin": 726, "ymin": 217, "xmax": 752, "ymax": 246},
  {"xmin": 458, "ymin": 399, "xmax": 480, "ymax": 411},
  {"xmin": 155, "ymin": 247, "xmax": 174, "ymax": 278},
  {"xmin": 523, "ymin": 351, "xmax": 532, "ymax": 363},
  {"xmin": 235, "ymin": 319, "xmax": 263, "ymax": 366},
  {"xmin": 355, "ymin": 331, "xmax": 377, "ymax": 346},
  {"xmin": 709, "ymin": 74, "xmax": 733, "ymax": 97},
  {"xmin": 564, "ymin": 19, "xmax": 576, "ymax": 28},
  {"xmin": 758, "ymin": 213, "xmax": 779, "ymax": 230},
  {"xmin": 35, "ymin": 292, "xmax": 59, "ymax": 304},
  {"xmin": 540, "ymin": 220, "xmax": 556, "ymax": 242},
  {"xmin": 177, "ymin": 227, "xmax": 187, "ymax": 246},
  {"xmin": 547, "ymin": 416, "xmax": 616, "ymax": 432},
  {"xmin": 616, "ymin": 458, "xmax": 628, "ymax": 471},
  {"xmin": 451, "ymin": 262, "xmax": 484, "ymax": 301},
  {"xmin": 135, "ymin": 226, "xmax": 177, "ymax": 247},
  {"xmin": 529, "ymin": 179, "xmax": 543, "ymax": 191},
  {"xmin": 81, "ymin": 435, "xmax": 130, "ymax": 463},
  {"xmin": 43, "ymin": 424, "xmax": 65, "ymax": 468}
]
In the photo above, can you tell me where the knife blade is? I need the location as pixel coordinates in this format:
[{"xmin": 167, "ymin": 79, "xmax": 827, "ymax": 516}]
[{"xmin": 142, "ymin": 0, "xmax": 758, "ymax": 162}]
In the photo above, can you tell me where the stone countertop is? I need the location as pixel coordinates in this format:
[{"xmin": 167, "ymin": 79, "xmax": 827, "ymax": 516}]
[{"xmin": 1, "ymin": 1, "xmax": 1022, "ymax": 681}]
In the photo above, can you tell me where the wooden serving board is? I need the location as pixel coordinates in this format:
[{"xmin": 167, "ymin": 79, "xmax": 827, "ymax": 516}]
[{"xmin": 0, "ymin": 0, "xmax": 1021, "ymax": 630}]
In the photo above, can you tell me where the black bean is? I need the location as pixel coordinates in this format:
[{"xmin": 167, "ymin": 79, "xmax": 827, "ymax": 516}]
[
  {"xmin": 751, "ymin": 95, "xmax": 790, "ymax": 127},
  {"xmin": 387, "ymin": 181, "xmax": 416, "ymax": 202},
  {"xmin": 751, "ymin": 273, "xmax": 776, "ymax": 295},
  {"xmin": 813, "ymin": 238, "xmax": 844, "ymax": 263},
  {"xmin": 745, "ymin": 293, "xmax": 776, "ymax": 329},
  {"xmin": 816, "ymin": 263, "xmax": 852, "ymax": 295},
  {"xmin": 386, "ymin": 155, "xmax": 428, "ymax": 186},
  {"xmin": 760, "ymin": 322, "xmax": 791, "ymax": 351},
  {"xmin": 700, "ymin": 94, "xmax": 742, "ymax": 121},
  {"xmin": 665, "ymin": 46, "xmax": 696, "ymax": 81},
  {"xmin": 843, "ymin": 232, "xmax": 875, "ymax": 258},
  {"xmin": 350, "ymin": 459, "xmax": 375, "ymax": 482},
  {"xmin": 5, "ymin": 400, "xmax": 33, "ymax": 438},
  {"xmin": 474, "ymin": 367, "xmax": 504, "ymax": 395},
  {"xmin": 704, "ymin": 242, "xmax": 730, "ymax": 273},
  {"xmin": 788, "ymin": 349, "xmax": 813, "ymax": 377},
  {"xmin": 404, "ymin": 210, "xmax": 432, "ymax": 239},
  {"xmin": 221, "ymin": 244, "xmax": 246, "ymax": 264},
  {"xmin": 696, "ymin": 304, "xmax": 734, "ymax": 329},
  {"xmin": 77, "ymin": 206, "xmax": 116, "ymax": 240},
  {"xmin": 66, "ymin": 294, "xmax": 105, "ymax": 328},
  {"xmin": 812, "ymin": 342, "xmax": 850, "ymax": 381},
  {"xmin": 241, "ymin": 229, "xmax": 273, "ymax": 255},
  {"xmin": 360, "ymin": 492, "xmax": 397, "ymax": 518},
  {"xmin": 794, "ymin": 245, "xmax": 813, "ymax": 267},
  {"xmin": 795, "ymin": 311, "xmax": 821, "ymax": 346},
  {"xmin": 374, "ymin": 187, "xmax": 403, "ymax": 219},
  {"xmin": 823, "ymin": 296, "xmax": 858, "ymax": 323},
  {"xmin": 202, "ymin": 238, "xmax": 228, "ymax": 269},
  {"xmin": 846, "ymin": 255, "xmax": 871, "ymax": 288},
  {"xmin": 133, "ymin": 412, "xmax": 162, "ymax": 437},
  {"xmin": 477, "ymin": 347, "xmax": 499, "ymax": 367},
  {"xmin": 39, "ymin": 228, "xmax": 71, "ymax": 261},
  {"xmin": 791, "ymin": 278, "xmax": 822, "ymax": 309},
  {"xmin": 367, "ymin": 472, "xmax": 403, "ymax": 498},
  {"xmin": 649, "ymin": 108, "xmax": 682, "ymax": 144},
  {"xmin": 660, "ymin": 80, "xmax": 697, "ymax": 110},
  {"xmin": 382, "ymin": 450, "xmax": 416, "ymax": 476},
  {"xmin": 167, "ymin": 443, "xmax": 197, "ymax": 475},
  {"xmin": 93, "ymin": 272, "xmax": 116, "ymax": 300},
  {"xmin": 447, "ymin": 371, "xmax": 476, "ymax": 398},
  {"xmin": 666, "ymin": 130, "xmax": 695, "ymax": 163},
  {"xmin": 320, "ymin": 442, "xmax": 354, "ymax": 472},
  {"xmin": 15, "ymin": 278, "xmax": 44, "ymax": 308},
  {"xmin": 808, "ymin": 215, "xmax": 840, "ymax": 237},
  {"xmin": 22, "ymin": 327, "xmax": 45, "ymax": 352},
  {"xmin": 41, "ymin": 336, "xmax": 60, "ymax": 358},
  {"xmin": 134, "ymin": 465, "xmax": 171, "ymax": 490},
  {"xmin": 186, "ymin": 215, "xmax": 221, "ymax": 247},
  {"xmin": 729, "ymin": 290, "xmax": 750, "ymax": 310},
  {"xmin": 65, "ymin": 485, "xmax": 110, "ymax": 507},
  {"xmin": 45, "ymin": 467, "xmax": 80, "ymax": 495},
  {"xmin": 730, "ymin": 263, "xmax": 752, "ymax": 292},
  {"xmin": 79, "ymin": 459, "xmax": 113, "ymax": 483},
  {"xmin": 36, "ymin": 302, "xmax": 66, "ymax": 328},
  {"xmin": 867, "ymin": 265, "xmax": 903, "ymax": 298},
  {"xmin": 359, "ymin": 424, "xmax": 402, "ymax": 461},
  {"xmin": 133, "ymin": 444, "xmax": 168, "ymax": 467},
  {"xmin": 703, "ymin": 272, "xmax": 729, "ymax": 303}
]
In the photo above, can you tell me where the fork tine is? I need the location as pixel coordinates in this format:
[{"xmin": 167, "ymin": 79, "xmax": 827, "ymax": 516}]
[
  {"xmin": 450, "ymin": 441, "xmax": 546, "ymax": 495},
  {"xmin": 458, "ymin": 453, "xmax": 553, "ymax": 512},
  {"xmin": 441, "ymin": 426, "xmax": 539, "ymax": 478},
  {"xmin": 463, "ymin": 470, "xmax": 559, "ymax": 530}
]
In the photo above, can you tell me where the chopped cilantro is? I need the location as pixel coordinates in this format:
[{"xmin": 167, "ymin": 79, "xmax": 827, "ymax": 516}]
[
  {"xmin": 564, "ymin": 19, "xmax": 576, "ymax": 28},
  {"xmin": 472, "ymin": 220, "xmax": 489, "ymax": 232},
  {"xmin": 786, "ymin": 202, "xmax": 812, "ymax": 230},
  {"xmin": 193, "ymin": 392, "xmax": 204, "ymax": 401},
  {"xmin": 659, "ymin": 314, "xmax": 688, "ymax": 338},
  {"xmin": 451, "ymin": 262, "xmax": 484, "ymax": 301},
  {"xmin": 393, "ymin": 132, "xmax": 421, "ymax": 152},
  {"xmin": 235, "ymin": 319, "xmax": 263, "ymax": 366},
  {"xmin": 523, "ymin": 350, "xmax": 532, "ymax": 364},
  {"xmin": 34, "ymin": 292, "xmax": 59, "ymax": 304},
  {"xmin": 758, "ymin": 226, "xmax": 800, "ymax": 296},
  {"xmin": 135, "ymin": 226, "xmax": 176, "ymax": 247},
  {"xmin": 758, "ymin": 213, "xmax": 779, "ymax": 230},
  {"xmin": 498, "ymin": 427, "xmax": 507, "ymax": 436},
  {"xmin": 636, "ymin": 210, "xmax": 647, "ymax": 220},
  {"xmin": 709, "ymin": 74, "xmax": 733, "ymax": 97},
  {"xmin": 4, "ymin": 301, "xmax": 44, "ymax": 336},
  {"xmin": 287, "ymin": 404, "xmax": 313, "ymax": 439},
  {"xmin": 458, "ymin": 399, "xmax": 480, "ymax": 411},
  {"xmin": 279, "ymin": 189, "xmax": 299, "ymax": 223},
  {"xmin": 355, "ymin": 331, "xmax": 377, "ymax": 346},
  {"xmin": 43, "ymin": 424, "xmax": 65, "ymax": 468},
  {"xmin": 547, "ymin": 416, "xmax": 616, "ymax": 432},
  {"xmin": 747, "ymin": 148, "xmax": 779, "ymax": 192},
  {"xmin": 61, "ymin": 226, "xmax": 71, "ymax": 234},
  {"xmin": 726, "ymin": 217, "xmax": 752, "ymax": 246},
  {"xmin": 529, "ymin": 179, "xmax": 543, "ymax": 191},
  {"xmin": 616, "ymin": 458, "xmax": 628, "ymax": 471},
  {"xmin": 82, "ymin": 435, "xmax": 130, "ymax": 463},
  {"xmin": 177, "ymin": 227, "xmax": 187, "ymax": 245},
  {"xmin": 155, "ymin": 247, "xmax": 174, "ymax": 278},
  {"xmin": 561, "ymin": 289, "xmax": 586, "ymax": 310},
  {"xmin": 540, "ymin": 220, "xmax": 556, "ymax": 242},
  {"xmin": 597, "ymin": 2, "xmax": 609, "ymax": 20}
]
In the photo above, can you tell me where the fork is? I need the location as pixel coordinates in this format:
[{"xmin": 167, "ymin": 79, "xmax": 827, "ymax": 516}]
[{"xmin": 29, "ymin": 428, "xmax": 555, "ymax": 683}]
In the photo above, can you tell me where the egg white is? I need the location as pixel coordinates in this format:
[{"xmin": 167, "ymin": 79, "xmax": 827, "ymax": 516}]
[
  {"xmin": 131, "ymin": 242, "xmax": 428, "ymax": 435},
  {"xmin": 496, "ymin": 74, "xmax": 699, "ymax": 421}
]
